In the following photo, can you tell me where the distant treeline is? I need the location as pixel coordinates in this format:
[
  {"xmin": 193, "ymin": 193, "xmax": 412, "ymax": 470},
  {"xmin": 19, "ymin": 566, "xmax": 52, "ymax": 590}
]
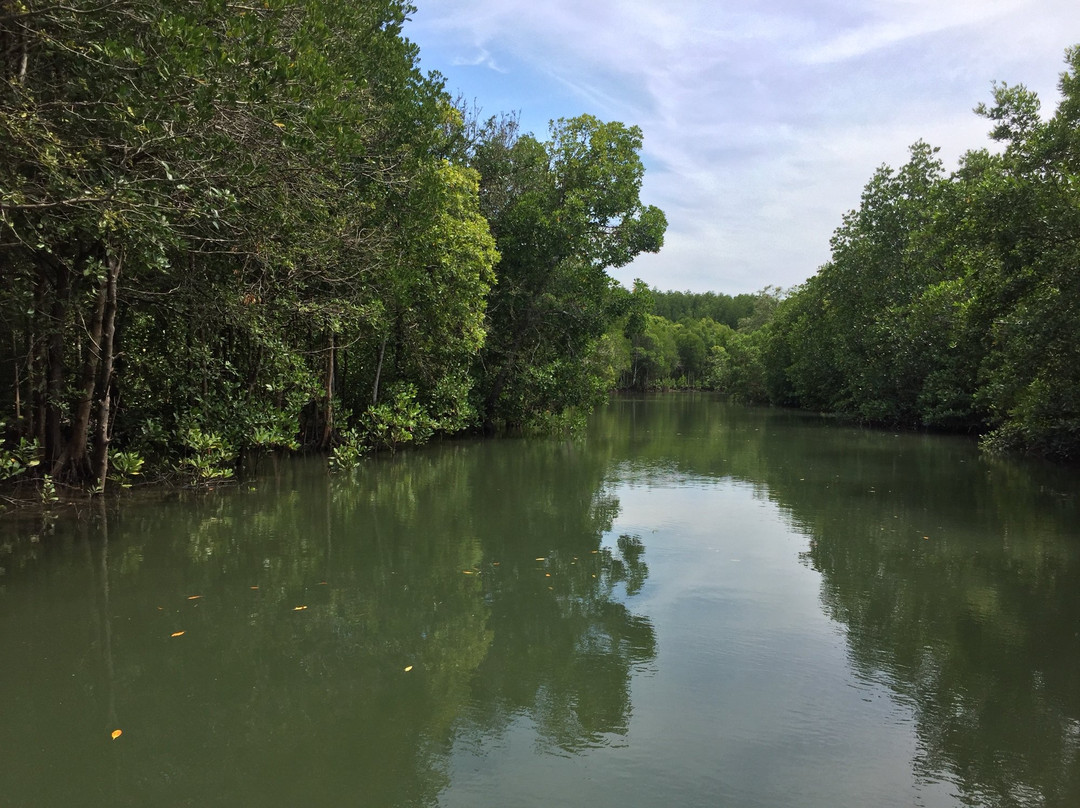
[
  {"xmin": 649, "ymin": 289, "xmax": 761, "ymax": 329},
  {"xmin": 625, "ymin": 47, "xmax": 1080, "ymax": 462}
]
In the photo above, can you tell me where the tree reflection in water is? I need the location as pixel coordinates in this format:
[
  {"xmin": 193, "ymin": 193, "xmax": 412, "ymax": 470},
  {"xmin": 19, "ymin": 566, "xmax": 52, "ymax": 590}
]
[
  {"xmin": 0, "ymin": 436, "xmax": 655, "ymax": 808},
  {"xmin": 597, "ymin": 394, "xmax": 1080, "ymax": 808}
]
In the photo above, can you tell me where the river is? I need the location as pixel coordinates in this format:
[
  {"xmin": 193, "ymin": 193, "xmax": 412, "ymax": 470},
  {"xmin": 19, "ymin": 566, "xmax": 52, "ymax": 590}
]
[{"xmin": 1, "ymin": 394, "xmax": 1078, "ymax": 807}]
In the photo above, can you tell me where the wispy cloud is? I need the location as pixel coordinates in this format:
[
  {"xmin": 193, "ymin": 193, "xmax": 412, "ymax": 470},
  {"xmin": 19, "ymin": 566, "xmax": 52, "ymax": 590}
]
[
  {"xmin": 450, "ymin": 47, "xmax": 506, "ymax": 72},
  {"xmin": 410, "ymin": 0, "xmax": 1080, "ymax": 292}
]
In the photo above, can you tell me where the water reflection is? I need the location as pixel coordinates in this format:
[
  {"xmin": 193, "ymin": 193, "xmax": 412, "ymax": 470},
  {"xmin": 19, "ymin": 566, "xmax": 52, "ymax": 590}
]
[
  {"xmin": 597, "ymin": 394, "xmax": 1080, "ymax": 808},
  {"xmin": 0, "ymin": 438, "xmax": 655, "ymax": 808},
  {"xmin": 4, "ymin": 396, "xmax": 1079, "ymax": 807}
]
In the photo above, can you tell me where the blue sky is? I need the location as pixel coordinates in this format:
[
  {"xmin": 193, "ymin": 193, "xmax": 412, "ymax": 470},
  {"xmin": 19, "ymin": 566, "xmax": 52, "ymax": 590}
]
[{"xmin": 406, "ymin": 1, "xmax": 1080, "ymax": 295}]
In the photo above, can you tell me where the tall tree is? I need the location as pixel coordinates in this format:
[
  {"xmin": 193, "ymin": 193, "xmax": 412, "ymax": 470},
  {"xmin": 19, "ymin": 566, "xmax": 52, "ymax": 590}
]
[
  {"xmin": 469, "ymin": 114, "xmax": 666, "ymax": 428},
  {"xmin": 1, "ymin": 0, "xmax": 498, "ymax": 486}
]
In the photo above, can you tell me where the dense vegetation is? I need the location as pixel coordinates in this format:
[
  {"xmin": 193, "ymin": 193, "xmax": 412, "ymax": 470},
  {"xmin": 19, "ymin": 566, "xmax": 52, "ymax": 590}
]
[
  {"xmin": 3, "ymin": 4, "xmax": 1077, "ymax": 500},
  {"xmin": 763, "ymin": 48, "xmax": 1080, "ymax": 461},
  {"xmin": 628, "ymin": 49, "xmax": 1080, "ymax": 462},
  {"xmin": 604, "ymin": 284, "xmax": 779, "ymax": 395},
  {"xmin": 0, "ymin": 0, "xmax": 665, "ymax": 493}
]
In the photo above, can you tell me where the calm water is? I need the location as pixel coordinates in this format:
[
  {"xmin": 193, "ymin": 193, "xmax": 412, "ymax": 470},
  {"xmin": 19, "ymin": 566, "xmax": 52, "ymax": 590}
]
[{"xmin": 2, "ymin": 395, "xmax": 1079, "ymax": 808}]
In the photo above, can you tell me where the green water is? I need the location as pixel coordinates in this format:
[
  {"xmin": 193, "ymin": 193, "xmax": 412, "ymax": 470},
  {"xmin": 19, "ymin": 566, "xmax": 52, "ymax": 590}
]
[{"xmin": 2, "ymin": 395, "xmax": 1079, "ymax": 807}]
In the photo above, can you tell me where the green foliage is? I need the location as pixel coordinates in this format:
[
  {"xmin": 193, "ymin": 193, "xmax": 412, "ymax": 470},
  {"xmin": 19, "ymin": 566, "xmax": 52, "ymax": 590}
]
[
  {"xmin": 179, "ymin": 428, "xmax": 236, "ymax": 483},
  {"xmin": 362, "ymin": 385, "xmax": 437, "ymax": 454},
  {"xmin": 0, "ymin": 0, "xmax": 678, "ymax": 488},
  {"xmin": 0, "ymin": 0, "xmax": 507, "ymax": 485},
  {"xmin": 109, "ymin": 450, "xmax": 144, "ymax": 478},
  {"xmin": 468, "ymin": 114, "xmax": 666, "ymax": 428},
  {"xmin": 0, "ymin": 424, "xmax": 41, "ymax": 482},
  {"xmin": 758, "ymin": 46, "xmax": 1080, "ymax": 460},
  {"xmin": 39, "ymin": 474, "xmax": 58, "ymax": 505},
  {"xmin": 651, "ymin": 289, "xmax": 758, "ymax": 328},
  {"xmin": 704, "ymin": 332, "xmax": 769, "ymax": 403},
  {"xmin": 106, "ymin": 450, "xmax": 145, "ymax": 490},
  {"xmin": 329, "ymin": 428, "xmax": 367, "ymax": 473}
]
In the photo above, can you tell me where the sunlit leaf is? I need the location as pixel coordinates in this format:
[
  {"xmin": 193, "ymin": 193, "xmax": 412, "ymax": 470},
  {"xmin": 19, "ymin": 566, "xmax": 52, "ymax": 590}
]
[
  {"xmin": 462, "ymin": 570, "xmax": 474, "ymax": 575},
  {"xmin": 171, "ymin": 631, "xmax": 185, "ymax": 637},
  {"xmin": 404, "ymin": 665, "xmax": 413, "ymax": 672},
  {"xmin": 187, "ymin": 595, "xmax": 201, "ymax": 600},
  {"xmin": 293, "ymin": 605, "xmax": 308, "ymax": 611},
  {"xmin": 110, "ymin": 729, "xmax": 122, "ymax": 740},
  {"xmin": 535, "ymin": 557, "xmax": 546, "ymax": 561}
]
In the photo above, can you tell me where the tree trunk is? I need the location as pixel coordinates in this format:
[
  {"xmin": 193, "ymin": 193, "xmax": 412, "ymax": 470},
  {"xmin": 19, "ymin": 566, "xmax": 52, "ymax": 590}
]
[
  {"xmin": 92, "ymin": 250, "xmax": 121, "ymax": 493},
  {"xmin": 44, "ymin": 262, "xmax": 69, "ymax": 470},
  {"xmin": 371, "ymin": 337, "xmax": 387, "ymax": 406},
  {"xmin": 28, "ymin": 276, "xmax": 46, "ymax": 449},
  {"xmin": 12, "ymin": 331, "xmax": 23, "ymax": 423},
  {"xmin": 57, "ymin": 275, "xmax": 108, "ymax": 480},
  {"xmin": 321, "ymin": 332, "xmax": 335, "ymax": 448},
  {"xmin": 483, "ymin": 305, "xmax": 537, "ymax": 428}
]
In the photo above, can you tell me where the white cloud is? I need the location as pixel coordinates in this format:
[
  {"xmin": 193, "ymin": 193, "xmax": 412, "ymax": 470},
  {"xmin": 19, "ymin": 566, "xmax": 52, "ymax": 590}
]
[
  {"xmin": 410, "ymin": 0, "xmax": 1080, "ymax": 293},
  {"xmin": 450, "ymin": 47, "xmax": 506, "ymax": 72}
]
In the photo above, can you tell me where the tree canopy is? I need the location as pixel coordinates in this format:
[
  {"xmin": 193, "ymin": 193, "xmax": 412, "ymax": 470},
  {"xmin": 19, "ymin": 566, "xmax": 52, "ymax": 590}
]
[
  {"xmin": 0, "ymin": 0, "xmax": 668, "ymax": 493},
  {"xmin": 755, "ymin": 46, "xmax": 1080, "ymax": 460}
]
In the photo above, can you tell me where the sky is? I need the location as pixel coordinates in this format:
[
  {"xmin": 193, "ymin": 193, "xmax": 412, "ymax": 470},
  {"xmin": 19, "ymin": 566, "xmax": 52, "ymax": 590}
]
[{"xmin": 405, "ymin": 1, "xmax": 1080, "ymax": 295}]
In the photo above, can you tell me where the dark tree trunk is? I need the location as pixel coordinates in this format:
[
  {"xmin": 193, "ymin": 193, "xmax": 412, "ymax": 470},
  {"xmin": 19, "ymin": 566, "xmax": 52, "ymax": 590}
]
[
  {"xmin": 57, "ymin": 274, "xmax": 108, "ymax": 480},
  {"xmin": 92, "ymin": 250, "xmax": 121, "ymax": 493},
  {"xmin": 321, "ymin": 332, "xmax": 335, "ymax": 448},
  {"xmin": 372, "ymin": 337, "xmax": 387, "ymax": 406},
  {"xmin": 44, "ymin": 261, "xmax": 69, "ymax": 470}
]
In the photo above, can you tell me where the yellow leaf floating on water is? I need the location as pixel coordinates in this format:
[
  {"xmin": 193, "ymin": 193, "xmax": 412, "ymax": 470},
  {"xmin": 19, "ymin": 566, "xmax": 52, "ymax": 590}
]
[
  {"xmin": 111, "ymin": 729, "xmax": 122, "ymax": 740},
  {"xmin": 545, "ymin": 573, "xmax": 551, "ymax": 578},
  {"xmin": 293, "ymin": 605, "xmax": 308, "ymax": 611},
  {"xmin": 462, "ymin": 570, "xmax": 474, "ymax": 575},
  {"xmin": 171, "ymin": 631, "xmax": 185, "ymax": 637},
  {"xmin": 187, "ymin": 595, "xmax": 201, "ymax": 600},
  {"xmin": 535, "ymin": 557, "xmax": 545, "ymax": 561},
  {"xmin": 250, "ymin": 586, "xmax": 259, "ymax": 590},
  {"xmin": 404, "ymin": 665, "xmax": 413, "ymax": 672}
]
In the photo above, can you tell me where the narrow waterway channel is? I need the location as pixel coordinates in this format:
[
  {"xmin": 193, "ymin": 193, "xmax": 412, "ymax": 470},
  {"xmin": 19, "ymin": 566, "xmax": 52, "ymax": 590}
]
[{"xmin": 2, "ymin": 395, "xmax": 1078, "ymax": 808}]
